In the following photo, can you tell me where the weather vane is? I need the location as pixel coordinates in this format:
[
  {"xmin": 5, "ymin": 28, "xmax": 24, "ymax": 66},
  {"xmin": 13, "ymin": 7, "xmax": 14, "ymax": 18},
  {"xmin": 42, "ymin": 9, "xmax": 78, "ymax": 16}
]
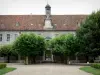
[{"xmin": 45, "ymin": 0, "xmax": 48, "ymax": 4}]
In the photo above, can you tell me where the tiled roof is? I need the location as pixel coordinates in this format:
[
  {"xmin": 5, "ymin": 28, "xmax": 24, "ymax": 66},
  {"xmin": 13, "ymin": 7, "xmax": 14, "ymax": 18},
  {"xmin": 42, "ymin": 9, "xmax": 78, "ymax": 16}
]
[{"xmin": 0, "ymin": 15, "xmax": 87, "ymax": 31}]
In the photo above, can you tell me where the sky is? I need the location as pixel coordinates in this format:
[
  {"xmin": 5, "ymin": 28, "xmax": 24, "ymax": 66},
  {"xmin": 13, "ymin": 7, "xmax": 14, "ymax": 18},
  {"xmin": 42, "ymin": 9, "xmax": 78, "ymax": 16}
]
[{"xmin": 0, "ymin": 0, "xmax": 100, "ymax": 15}]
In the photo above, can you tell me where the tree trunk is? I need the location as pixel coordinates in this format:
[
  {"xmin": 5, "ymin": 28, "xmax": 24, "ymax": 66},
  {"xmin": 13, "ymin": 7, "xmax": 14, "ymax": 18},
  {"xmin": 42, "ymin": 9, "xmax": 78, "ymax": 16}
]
[
  {"xmin": 7, "ymin": 55, "xmax": 10, "ymax": 63},
  {"xmin": 33, "ymin": 56, "xmax": 36, "ymax": 63},
  {"xmin": 86, "ymin": 56, "xmax": 89, "ymax": 63},
  {"xmin": 64, "ymin": 55, "xmax": 67, "ymax": 64},
  {"xmin": 65, "ymin": 55, "xmax": 67, "ymax": 64},
  {"xmin": 18, "ymin": 54, "xmax": 21, "ymax": 63},
  {"xmin": 25, "ymin": 56, "xmax": 28, "ymax": 65},
  {"xmin": 67, "ymin": 56, "xmax": 70, "ymax": 64},
  {"xmin": 60, "ymin": 55, "xmax": 64, "ymax": 63},
  {"xmin": 75, "ymin": 55, "xmax": 78, "ymax": 63}
]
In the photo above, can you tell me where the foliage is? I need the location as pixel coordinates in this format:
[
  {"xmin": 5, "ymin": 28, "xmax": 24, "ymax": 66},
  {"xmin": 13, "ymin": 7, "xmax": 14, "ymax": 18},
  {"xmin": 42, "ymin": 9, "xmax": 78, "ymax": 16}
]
[
  {"xmin": 50, "ymin": 34, "xmax": 78, "ymax": 56},
  {"xmin": 13, "ymin": 33, "xmax": 46, "ymax": 64},
  {"xmin": 50, "ymin": 34, "xmax": 79, "ymax": 63},
  {"xmin": 64, "ymin": 34, "xmax": 79, "ymax": 56},
  {"xmin": 0, "ymin": 67, "xmax": 16, "ymax": 75},
  {"xmin": 13, "ymin": 33, "xmax": 45, "ymax": 56},
  {"xmin": 91, "ymin": 63, "xmax": 100, "ymax": 69},
  {"xmin": 0, "ymin": 63, "xmax": 6, "ymax": 69},
  {"xmin": 76, "ymin": 10, "xmax": 100, "ymax": 57},
  {"xmin": 80, "ymin": 66, "xmax": 100, "ymax": 75},
  {"xmin": 50, "ymin": 34, "xmax": 66, "ymax": 56},
  {"xmin": 0, "ymin": 44, "xmax": 16, "ymax": 56}
]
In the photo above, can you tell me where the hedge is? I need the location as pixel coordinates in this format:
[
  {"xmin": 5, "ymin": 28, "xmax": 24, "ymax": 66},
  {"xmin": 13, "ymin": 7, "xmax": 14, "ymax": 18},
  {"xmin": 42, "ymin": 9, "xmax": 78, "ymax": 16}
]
[
  {"xmin": 91, "ymin": 63, "xmax": 100, "ymax": 69},
  {"xmin": 0, "ymin": 63, "xmax": 7, "ymax": 69}
]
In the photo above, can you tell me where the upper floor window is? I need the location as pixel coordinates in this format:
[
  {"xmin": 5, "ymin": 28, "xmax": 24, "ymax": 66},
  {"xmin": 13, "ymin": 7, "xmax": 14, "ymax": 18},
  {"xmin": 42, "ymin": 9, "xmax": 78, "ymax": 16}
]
[
  {"xmin": 7, "ymin": 34, "xmax": 10, "ymax": 41},
  {"xmin": 0, "ymin": 34, "xmax": 2, "ymax": 41},
  {"xmin": 15, "ymin": 34, "xmax": 18, "ymax": 39},
  {"xmin": 38, "ymin": 33, "xmax": 41, "ymax": 35},
  {"xmin": 55, "ymin": 34, "xmax": 58, "ymax": 36}
]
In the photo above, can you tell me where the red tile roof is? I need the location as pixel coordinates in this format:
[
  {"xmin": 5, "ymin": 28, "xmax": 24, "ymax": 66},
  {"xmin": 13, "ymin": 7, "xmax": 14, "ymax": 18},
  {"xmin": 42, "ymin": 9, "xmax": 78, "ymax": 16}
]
[{"xmin": 0, "ymin": 15, "xmax": 87, "ymax": 31}]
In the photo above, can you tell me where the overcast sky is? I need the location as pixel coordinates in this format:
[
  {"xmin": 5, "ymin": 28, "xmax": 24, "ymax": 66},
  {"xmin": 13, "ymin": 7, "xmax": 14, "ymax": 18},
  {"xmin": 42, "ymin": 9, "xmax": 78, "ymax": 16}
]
[{"xmin": 0, "ymin": 0, "xmax": 100, "ymax": 15}]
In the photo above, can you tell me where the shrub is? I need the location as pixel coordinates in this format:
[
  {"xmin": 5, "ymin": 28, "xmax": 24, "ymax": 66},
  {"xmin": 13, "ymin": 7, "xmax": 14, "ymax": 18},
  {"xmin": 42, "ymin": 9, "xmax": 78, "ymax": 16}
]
[
  {"xmin": 91, "ymin": 63, "xmax": 100, "ymax": 69},
  {"xmin": 0, "ymin": 63, "xmax": 7, "ymax": 69}
]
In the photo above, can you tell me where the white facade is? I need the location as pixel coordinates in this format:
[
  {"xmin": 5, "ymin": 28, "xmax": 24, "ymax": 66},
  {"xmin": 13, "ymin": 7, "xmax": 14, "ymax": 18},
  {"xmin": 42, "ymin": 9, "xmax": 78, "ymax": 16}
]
[
  {"xmin": 0, "ymin": 31, "xmax": 19, "ymax": 45},
  {"xmin": 0, "ymin": 31, "xmax": 75, "ymax": 45}
]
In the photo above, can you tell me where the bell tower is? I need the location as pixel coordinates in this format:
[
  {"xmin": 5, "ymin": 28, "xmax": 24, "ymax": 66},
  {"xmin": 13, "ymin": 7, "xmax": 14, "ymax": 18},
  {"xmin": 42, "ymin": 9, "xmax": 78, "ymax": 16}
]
[
  {"xmin": 45, "ymin": 4, "xmax": 51, "ymax": 19},
  {"xmin": 44, "ymin": 4, "xmax": 53, "ymax": 29}
]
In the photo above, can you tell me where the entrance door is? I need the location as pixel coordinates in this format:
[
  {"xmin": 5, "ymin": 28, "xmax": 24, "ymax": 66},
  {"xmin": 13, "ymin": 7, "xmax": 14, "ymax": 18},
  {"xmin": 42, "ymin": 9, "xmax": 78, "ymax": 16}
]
[{"xmin": 45, "ymin": 50, "xmax": 52, "ymax": 61}]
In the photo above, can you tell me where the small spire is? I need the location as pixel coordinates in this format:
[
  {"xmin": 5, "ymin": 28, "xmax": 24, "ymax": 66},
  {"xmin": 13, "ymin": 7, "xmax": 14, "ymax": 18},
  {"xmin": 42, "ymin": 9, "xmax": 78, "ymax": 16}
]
[
  {"xmin": 47, "ymin": 0, "xmax": 48, "ymax": 4},
  {"xmin": 45, "ymin": 0, "xmax": 51, "ymax": 8},
  {"xmin": 46, "ymin": 0, "xmax": 48, "ymax": 4},
  {"xmin": 45, "ymin": 4, "xmax": 51, "ymax": 8}
]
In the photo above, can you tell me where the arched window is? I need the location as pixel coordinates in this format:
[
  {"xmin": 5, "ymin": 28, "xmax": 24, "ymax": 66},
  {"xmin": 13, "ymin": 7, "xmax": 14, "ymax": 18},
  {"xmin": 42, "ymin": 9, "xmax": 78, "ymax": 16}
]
[{"xmin": 45, "ymin": 36, "xmax": 51, "ymax": 41}]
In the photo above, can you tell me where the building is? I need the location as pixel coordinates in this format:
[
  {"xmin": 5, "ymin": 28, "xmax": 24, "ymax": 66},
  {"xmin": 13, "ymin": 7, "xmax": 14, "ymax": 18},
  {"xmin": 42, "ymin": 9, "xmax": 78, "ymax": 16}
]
[{"xmin": 0, "ymin": 4, "xmax": 87, "ymax": 63}]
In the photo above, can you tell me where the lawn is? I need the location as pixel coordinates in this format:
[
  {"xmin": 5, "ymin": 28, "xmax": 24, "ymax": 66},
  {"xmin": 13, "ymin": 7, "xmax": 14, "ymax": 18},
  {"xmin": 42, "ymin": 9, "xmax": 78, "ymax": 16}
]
[
  {"xmin": 80, "ymin": 66, "xmax": 100, "ymax": 75},
  {"xmin": 0, "ymin": 67, "xmax": 16, "ymax": 75}
]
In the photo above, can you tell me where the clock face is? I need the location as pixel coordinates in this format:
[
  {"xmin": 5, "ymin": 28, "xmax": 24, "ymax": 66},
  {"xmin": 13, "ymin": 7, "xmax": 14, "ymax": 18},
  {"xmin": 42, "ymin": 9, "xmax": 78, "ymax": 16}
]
[
  {"xmin": 45, "ymin": 20, "xmax": 51, "ymax": 25},
  {"xmin": 46, "ymin": 10, "xmax": 50, "ymax": 14}
]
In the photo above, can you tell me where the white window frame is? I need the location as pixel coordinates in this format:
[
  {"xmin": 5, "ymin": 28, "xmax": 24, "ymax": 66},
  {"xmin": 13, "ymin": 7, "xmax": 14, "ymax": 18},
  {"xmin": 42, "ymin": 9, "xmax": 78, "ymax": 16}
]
[
  {"xmin": 0, "ymin": 34, "xmax": 2, "ymax": 41},
  {"xmin": 15, "ymin": 34, "xmax": 18, "ymax": 39},
  {"xmin": 7, "ymin": 34, "xmax": 10, "ymax": 41}
]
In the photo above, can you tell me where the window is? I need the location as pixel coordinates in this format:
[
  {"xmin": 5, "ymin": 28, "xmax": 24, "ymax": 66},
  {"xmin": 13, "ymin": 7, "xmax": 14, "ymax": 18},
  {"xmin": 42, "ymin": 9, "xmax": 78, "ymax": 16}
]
[
  {"xmin": 45, "ymin": 36, "xmax": 51, "ymax": 40},
  {"xmin": 16, "ymin": 22, "xmax": 20, "ymax": 26},
  {"xmin": 55, "ymin": 34, "xmax": 58, "ymax": 36},
  {"xmin": 15, "ymin": 34, "xmax": 18, "ymax": 39},
  {"xmin": 0, "ymin": 34, "xmax": 2, "ymax": 41},
  {"xmin": 38, "ymin": 33, "xmax": 41, "ymax": 35},
  {"xmin": 7, "ymin": 34, "xmax": 10, "ymax": 41}
]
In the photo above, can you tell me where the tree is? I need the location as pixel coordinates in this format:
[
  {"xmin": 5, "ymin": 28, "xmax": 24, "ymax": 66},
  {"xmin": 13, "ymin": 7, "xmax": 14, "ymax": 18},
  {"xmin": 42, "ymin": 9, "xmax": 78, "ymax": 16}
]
[
  {"xmin": 50, "ymin": 34, "xmax": 66, "ymax": 63},
  {"xmin": 0, "ymin": 44, "xmax": 16, "ymax": 63},
  {"xmin": 64, "ymin": 34, "xmax": 79, "ymax": 63},
  {"xmin": 13, "ymin": 33, "xmax": 46, "ymax": 65},
  {"xmin": 76, "ymin": 11, "xmax": 100, "ymax": 62},
  {"xmin": 50, "ymin": 34, "xmax": 79, "ymax": 63}
]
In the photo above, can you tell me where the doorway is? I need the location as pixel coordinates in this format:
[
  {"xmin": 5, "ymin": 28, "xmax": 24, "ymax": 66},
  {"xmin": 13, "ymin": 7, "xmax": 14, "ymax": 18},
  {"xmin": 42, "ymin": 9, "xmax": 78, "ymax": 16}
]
[{"xmin": 45, "ymin": 50, "xmax": 52, "ymax": 61}]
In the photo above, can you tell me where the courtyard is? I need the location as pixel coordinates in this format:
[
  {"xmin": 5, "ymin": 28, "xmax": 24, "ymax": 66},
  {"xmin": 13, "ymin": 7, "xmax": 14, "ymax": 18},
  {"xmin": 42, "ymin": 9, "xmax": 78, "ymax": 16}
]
[{"xmin": 6, "ymin": 63, "xmax": 92, "ymax": 75}]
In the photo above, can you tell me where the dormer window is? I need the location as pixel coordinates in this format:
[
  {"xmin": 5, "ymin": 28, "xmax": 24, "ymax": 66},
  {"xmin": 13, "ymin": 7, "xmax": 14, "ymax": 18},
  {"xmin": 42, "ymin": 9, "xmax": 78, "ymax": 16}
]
[
  {"xmin": 16, "ymin": 22, "xmax": 20, "ymax": 26},
  {"xmin": 31, "ymin": 23, "xmax": 33, "ymax": 25},
  {"xmin": 38, "ymin": 24, "xmax": 41, "ymax": 26},
  {"xmin": 63, "ymin": 24, "xmax": 66, "ymax": 26},
  {"xmin": 77, "ymin": 22, "xmax": 80, "ymax": 26}
]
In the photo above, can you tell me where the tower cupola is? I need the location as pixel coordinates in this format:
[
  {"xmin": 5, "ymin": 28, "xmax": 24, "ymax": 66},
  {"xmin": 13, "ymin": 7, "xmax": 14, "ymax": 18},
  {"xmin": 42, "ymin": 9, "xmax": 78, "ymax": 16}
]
[{"xmin": 44, "ymin": 4, "xmax": 53, "ymax": 29}]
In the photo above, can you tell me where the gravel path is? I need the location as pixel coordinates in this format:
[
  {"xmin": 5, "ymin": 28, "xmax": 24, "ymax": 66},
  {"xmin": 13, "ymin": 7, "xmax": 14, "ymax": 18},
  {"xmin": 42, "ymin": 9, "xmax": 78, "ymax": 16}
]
[{"xmin": 6, "ymin": 63, "xmax": 92, "ymax": 75}]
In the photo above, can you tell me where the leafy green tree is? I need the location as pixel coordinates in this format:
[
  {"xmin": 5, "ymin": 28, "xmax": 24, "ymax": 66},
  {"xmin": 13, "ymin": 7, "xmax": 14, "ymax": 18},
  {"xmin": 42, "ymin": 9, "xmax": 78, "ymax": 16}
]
[
  {"xmin": 50, "ymin": 34, "xmax": 79, "ymax": 63},
  {"xmin": 13, "ymin": 33, "xmax": 45, "ymax": 65},
  {"xmin": 50, "ymin": 35, "xmax": 66, "ymax": 63},
  {"xmin": 76, "ymin": 11, "xmax": 100, "ymax": 62},
  {"xmin": 64, "ymin": 34, "xmax": 79, "ymax": 63},
  {"xmin": 0, "ymin": 44, "xmax": 16, "ymax": 63}
]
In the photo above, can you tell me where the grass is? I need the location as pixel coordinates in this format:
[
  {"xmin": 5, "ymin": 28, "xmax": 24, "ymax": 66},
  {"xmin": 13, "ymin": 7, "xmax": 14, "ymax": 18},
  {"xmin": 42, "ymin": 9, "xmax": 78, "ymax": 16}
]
[
  {"xmin": 0, "ymin": 67, "xmax": 16, "ymax": 75},
  {"xmin": 80, "ymin": 66, "xmax": 100, "ymax": 75}
]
